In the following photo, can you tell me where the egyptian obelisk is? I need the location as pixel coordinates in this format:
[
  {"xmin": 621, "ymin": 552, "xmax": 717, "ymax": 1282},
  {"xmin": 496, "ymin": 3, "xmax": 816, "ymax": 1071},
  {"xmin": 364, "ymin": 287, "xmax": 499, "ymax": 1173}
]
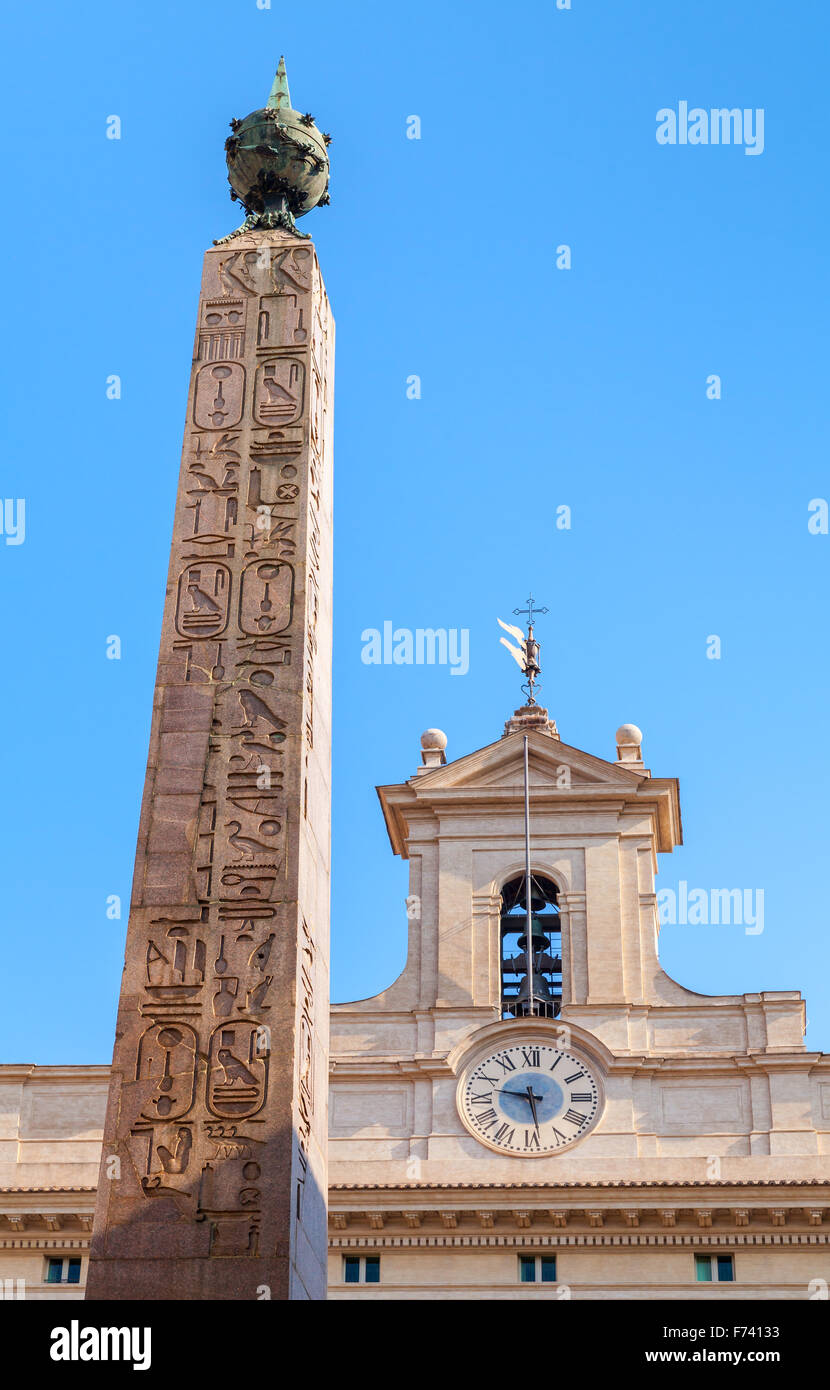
[{"xmin": 86, "ymin": 60, "xmax": 333, "ymax": 1301}]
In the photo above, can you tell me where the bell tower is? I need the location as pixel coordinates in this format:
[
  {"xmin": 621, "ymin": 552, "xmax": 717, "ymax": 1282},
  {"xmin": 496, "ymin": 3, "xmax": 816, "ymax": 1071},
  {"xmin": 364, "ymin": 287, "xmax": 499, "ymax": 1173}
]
[
  {"xmin": 327, "ymin": 643, "xmax": 822, "ymax": 1298},
  {"xmin": 368, "ymin": 711, "xmax": 687, "ymax": 1049}
]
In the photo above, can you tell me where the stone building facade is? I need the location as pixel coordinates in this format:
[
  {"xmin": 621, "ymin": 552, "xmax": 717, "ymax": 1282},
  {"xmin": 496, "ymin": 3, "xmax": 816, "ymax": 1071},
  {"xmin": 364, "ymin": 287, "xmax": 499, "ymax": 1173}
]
[
  {"xmin": 1, "ymin": 711, "xmax": 829, "ymax": 1299},
  {"xmin": 326, "ymin": 711, "xmax": 830, "ymax": 1299},
  {"xmin": 0, "ymin": 1067, "xmax": 106, "ymax": 1299}
]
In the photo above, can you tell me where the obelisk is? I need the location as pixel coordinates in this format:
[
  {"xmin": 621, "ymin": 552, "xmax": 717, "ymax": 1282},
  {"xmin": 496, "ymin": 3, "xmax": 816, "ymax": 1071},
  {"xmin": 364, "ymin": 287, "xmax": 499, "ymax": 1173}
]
[{"xmin": 86, "ymin": 59, "xmax": 334, "ymax": 1301}]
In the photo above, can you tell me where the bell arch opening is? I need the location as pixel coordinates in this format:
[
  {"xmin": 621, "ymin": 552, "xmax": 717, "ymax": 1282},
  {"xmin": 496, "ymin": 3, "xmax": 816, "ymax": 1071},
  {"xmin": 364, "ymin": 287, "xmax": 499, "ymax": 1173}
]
[{"xmin": 499, "ymin": 871, "xmax": 562, "ymax": 1020}]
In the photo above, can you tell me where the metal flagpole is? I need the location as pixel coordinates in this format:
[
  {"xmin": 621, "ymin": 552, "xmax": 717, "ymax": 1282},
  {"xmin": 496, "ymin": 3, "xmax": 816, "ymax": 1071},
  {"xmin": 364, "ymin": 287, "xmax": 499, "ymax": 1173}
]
[
  {"xmin": 498, "ymin": 596, "xmax": 548, "ymax": 1021},
  {"xmin": 523, "ymin": 734, "xmax": 535, "ymax": 1017}
]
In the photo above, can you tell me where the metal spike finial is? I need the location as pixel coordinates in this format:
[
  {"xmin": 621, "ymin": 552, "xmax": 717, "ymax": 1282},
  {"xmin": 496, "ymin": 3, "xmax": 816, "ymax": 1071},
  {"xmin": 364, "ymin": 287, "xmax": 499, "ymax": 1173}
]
[{"xmin": 267, "ymin": 56, "xmax": 292, "ymax": 111}]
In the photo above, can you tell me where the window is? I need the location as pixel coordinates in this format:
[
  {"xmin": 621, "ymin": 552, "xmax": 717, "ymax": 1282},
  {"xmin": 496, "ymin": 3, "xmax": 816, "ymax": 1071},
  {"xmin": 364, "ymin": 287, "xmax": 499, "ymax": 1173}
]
[
  {"xmin": 343, "ymin": 1256, "xmax": 380, "ymax": 1285},
  {"xmin": 44, "ymin": 1258, "xmax": 82, "ymax": 1285},
  {"xmin": 695, "ymin": 1254, "xmax": 734, "ymax": 1283},
  {"xmin": 500, "ymin": 873, "xmax": 562, "ymax": 1020},
  {"xmin": 518, "ymin": 1255, "xmax": 557, "ymax": 1284}
]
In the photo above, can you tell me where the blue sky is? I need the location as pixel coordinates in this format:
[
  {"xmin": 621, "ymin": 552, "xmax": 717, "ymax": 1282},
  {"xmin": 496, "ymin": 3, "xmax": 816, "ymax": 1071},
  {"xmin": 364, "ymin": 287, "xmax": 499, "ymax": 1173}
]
[{"xmin": 2, "ymin": 0, "xmax": 829, "ymax": 1061}]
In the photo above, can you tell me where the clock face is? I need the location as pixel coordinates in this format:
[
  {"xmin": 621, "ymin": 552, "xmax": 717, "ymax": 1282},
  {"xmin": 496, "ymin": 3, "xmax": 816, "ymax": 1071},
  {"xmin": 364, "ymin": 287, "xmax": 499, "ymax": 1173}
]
[{"xmin": 458, "ymin": 1042, "xmax": 602, "ymax": 1155}]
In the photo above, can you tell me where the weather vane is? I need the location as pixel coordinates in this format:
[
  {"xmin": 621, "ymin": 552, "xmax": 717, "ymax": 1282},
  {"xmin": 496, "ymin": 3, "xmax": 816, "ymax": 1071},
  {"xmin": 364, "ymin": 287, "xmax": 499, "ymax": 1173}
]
[{"xmin": 497, "ymin": 595, "xmax": 549, "ymax": 705}]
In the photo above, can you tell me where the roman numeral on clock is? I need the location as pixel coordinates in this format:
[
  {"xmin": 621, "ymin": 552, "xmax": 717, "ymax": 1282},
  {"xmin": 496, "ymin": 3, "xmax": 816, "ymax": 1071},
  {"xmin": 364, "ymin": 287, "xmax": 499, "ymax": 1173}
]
[
  {"xmin": 524, "ymin": 1130, "xmax": 541, "ymax": 1150},
  {"xmin": 570, "ymin": 1092, "xmax": 593, "ymax": 1104},
  {"xmin": 475, "ymin": 1108, "xmax": 498, "ymax": 1130},
  {"xmin": 493, "ymin": 1123, "xmax": 515, "ymax": 1144},
  {"xmin": 563, "ymin": 1108, "xmax": 587, "ymax": 1126},
  {"xmin": 564, "ymin": 1071, "xmax": 585, "ymax": 1084},
  {"xmin": 470, "ymin": 1091, "xmax": 493, "ymax": 1105},
  {"xmin": 493, "ymin": 1053, "xmax": 516, "ymax": 1072},
  {"xmin": 520, "ymin": 1048, "xmax": 540, "ymax": 1067}
]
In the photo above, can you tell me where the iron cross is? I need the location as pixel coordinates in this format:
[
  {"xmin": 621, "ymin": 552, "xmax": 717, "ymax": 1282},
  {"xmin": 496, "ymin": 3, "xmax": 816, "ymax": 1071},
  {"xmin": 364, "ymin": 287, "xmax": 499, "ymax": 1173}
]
[{"xmin": 513, "ymin": 595, "xmax": 549, "ymax": 627}]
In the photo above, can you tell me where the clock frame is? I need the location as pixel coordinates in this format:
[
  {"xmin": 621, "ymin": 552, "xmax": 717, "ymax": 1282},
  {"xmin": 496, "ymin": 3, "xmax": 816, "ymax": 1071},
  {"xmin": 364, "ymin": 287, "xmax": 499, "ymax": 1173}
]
[{"xmin": 456, "ymin": 1037, "xmax": 603, "ymax": 1156}]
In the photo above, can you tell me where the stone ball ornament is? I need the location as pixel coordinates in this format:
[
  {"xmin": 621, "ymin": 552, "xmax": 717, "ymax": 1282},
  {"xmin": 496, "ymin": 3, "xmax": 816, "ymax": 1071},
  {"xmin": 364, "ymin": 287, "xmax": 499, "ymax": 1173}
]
[
  {"xmin": 615, "ymin": 723, "xmax": 643, "ymax": 747},
  {"xmin": 421, "ymin": 729, "xmax": 448, "ymax": 751},
  {"xmin": 215, "ymin": 57, "xmax": 331, "ymax": 244}
]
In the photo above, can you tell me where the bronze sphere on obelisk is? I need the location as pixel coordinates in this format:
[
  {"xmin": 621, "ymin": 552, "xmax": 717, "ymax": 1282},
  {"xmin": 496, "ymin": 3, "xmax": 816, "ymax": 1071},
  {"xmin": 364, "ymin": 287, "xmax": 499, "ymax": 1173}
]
[{"xmin": 217, "ymin": 56, "xmax": 331, "ymax": 242}]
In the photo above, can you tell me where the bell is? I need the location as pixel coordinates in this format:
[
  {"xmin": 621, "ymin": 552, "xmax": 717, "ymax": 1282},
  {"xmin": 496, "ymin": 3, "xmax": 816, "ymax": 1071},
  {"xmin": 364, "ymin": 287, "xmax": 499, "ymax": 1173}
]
[
  {"xmin": 501, "ymin": 872, "xmax": 559, "ymax": 915},
  {"xmin": 514, "ymin": 881, "xmax": 548, "ymax": 913},
  {"xmin": 515, "ymin": 968, "xmax": 553, "ymax": 1008},
  {"xmin": 516, "ymin": 922, "xmax": 551, "ymax": 952}
]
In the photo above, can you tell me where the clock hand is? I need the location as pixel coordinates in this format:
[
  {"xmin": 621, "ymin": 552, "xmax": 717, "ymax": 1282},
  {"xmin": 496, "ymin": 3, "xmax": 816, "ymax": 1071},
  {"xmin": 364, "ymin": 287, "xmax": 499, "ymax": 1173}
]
[
  {"xmin": 494, "ymin": 1087, "xmax": 543, "ymax": 1099},
  {"xmin": 494, "ymin": 1087, "xmax": 544, "ymax": 1112}
]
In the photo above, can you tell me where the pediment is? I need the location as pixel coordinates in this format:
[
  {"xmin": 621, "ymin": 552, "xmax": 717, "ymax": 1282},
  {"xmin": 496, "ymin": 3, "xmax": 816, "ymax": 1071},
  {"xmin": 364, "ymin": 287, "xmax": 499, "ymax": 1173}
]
[
  {"xmin": 378, "ymin": 729, "xmax": 681, "ymax": 856},
  {"xmin": 410, "ymin": 730, "xmax": 644, "ymax": 793}
]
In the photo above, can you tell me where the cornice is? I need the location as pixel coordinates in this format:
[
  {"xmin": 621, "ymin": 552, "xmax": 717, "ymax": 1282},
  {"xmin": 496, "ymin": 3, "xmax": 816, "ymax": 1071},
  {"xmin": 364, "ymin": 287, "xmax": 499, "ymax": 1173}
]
[
  {"xmin": 0, "ymin": 1067, "xmax": 109, "ymax": 1081},
  {"xmin": 331, "ymin": 1058, "xmax": 452, "ymax": 1079},
  {"xmin": 0, "ymin": 1186, "xmax": 97, "ymax": 1194},
  {"xmin": 445, "ymin": 1016, "xmax": 617, "ymax": 1075},
  {"xmin": 0, "ymin": 1237, "xmax": 90, "ymax": 1250},
  {"xmin": 329, "ymin": 1230, "xmax": 829, "ymax": 1250},
  {"xmin": 329, "ymin": 1049, "xmax": 830, "ymax": 1079},
  {"xmin": 328, "ymin": 1188, "xmax": 830, "ymax": 1242},
  {"xmin": 331, "ymin": 1179, "xmax": 830, "ymax": 1192}
]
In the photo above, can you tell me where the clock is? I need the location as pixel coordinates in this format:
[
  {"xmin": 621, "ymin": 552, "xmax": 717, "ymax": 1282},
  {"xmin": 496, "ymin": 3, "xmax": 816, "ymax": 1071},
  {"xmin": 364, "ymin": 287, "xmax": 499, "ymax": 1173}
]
[{"xmin": 457, "ymin": 1040, "xmax": 602, "ymax": 1155}]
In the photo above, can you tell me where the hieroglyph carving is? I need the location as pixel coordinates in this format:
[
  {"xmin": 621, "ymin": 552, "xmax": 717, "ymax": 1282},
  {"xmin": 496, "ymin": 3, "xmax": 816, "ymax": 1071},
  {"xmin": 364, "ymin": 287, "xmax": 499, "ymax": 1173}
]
[{"xmin": 88, "ymin": 233, "xmax": 332, "ymax": 1299}]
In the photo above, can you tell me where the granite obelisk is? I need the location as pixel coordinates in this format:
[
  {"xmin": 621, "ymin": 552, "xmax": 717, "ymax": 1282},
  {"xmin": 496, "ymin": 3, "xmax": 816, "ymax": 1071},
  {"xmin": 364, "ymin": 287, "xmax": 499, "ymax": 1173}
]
[{"xmin": 86, "ymin": 60, "xmax": 334, "ymax": 1300}]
